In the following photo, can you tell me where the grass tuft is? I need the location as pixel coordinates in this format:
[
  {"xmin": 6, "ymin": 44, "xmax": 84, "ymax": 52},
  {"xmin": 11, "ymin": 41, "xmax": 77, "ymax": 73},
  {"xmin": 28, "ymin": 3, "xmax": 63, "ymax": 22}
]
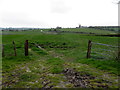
[
  {"xmin": 76, "ymin": 59, "xmax": 119, "ymax": 75},
  {"xmin": 46, "ymin": 58, "xmax": 64, "ymax": 74}
]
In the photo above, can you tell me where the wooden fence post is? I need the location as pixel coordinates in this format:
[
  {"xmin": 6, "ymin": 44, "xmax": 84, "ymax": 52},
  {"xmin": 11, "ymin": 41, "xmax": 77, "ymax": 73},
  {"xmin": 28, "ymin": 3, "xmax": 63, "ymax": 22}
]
[
  {"xmin": 87, "ymin": 40, "xmax": 92, "ymax": 58},
  {"xmin": 2, "ymin": 44, "xmax": 4, "ymax": 57},
  {"xmin": 25, "ymin": 40, "xmax": 28, "ymax": 56},
  {"xmin": 13, "ymin": 41, "xmax": 17, "ymax": 56}
]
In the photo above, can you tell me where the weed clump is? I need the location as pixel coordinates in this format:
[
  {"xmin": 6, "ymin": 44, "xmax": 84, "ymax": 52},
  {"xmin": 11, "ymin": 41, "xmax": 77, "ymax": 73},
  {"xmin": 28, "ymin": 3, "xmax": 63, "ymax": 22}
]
[
  {"xmin": 46, "ymin": 58, "xmax": 64, "ymax": 74},
  {"xmin": 20, "ymin": 73, "xmax": 37, "ymax": 81}
]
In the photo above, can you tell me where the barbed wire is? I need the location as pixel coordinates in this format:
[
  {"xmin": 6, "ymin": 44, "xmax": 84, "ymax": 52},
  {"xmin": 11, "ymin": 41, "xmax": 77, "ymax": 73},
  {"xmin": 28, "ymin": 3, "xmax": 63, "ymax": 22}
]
[
  {"xmin": 92, "ymin": 42, "xmax": 119, "ymax": 48},
  {"xmin": 92, "ymin": 48, "xmax": 115, "ymax": 52},
  {"xmin": 91, "ymin": 51, "xmax": 112, "ymax": 57}
]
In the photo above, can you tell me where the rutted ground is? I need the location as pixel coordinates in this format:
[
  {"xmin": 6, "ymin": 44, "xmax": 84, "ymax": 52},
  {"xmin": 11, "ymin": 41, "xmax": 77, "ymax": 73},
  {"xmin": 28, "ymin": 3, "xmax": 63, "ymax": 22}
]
[
  {"xmin": 2, "ymin": 48, "xmax": 119, "ymax": 88},
  {"xmin": 2, "ymin": 58, "xmax": 71, "ymax": 88}
]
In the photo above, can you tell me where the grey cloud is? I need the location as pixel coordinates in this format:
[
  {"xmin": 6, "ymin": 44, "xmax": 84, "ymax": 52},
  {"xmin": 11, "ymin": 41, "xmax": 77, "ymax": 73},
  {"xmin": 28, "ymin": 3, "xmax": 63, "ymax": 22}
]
[
  {"xmin": 1, "ymin": 12, "xmax": 49, "ymax": 27},
  {"xmin": 50, "ymin": 0, "xmax": 71, "ymax": 14},
  {"xmin": 1, "ymin": 12, "xmax": 29, "ymax": 25}
]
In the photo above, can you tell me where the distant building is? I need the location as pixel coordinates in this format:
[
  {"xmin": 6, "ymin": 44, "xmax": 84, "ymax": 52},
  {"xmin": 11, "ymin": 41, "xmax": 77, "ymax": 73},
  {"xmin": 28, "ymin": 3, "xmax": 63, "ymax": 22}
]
[
  {"xmin": 76, "ymin": 24, "xmax": 82, "ymax": 28},
  {"xmin": 79, "ymin": 24, "xmax": 81, "ymax": 28}
]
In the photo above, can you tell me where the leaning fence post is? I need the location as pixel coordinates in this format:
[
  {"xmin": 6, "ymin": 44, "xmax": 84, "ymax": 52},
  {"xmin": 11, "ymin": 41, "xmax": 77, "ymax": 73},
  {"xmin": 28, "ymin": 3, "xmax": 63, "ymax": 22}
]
[
  {"xmin": 25, "ymin": 40, "xmax": 28, "ymax": 56},
  {"xmin": 87, "ymin": 40, "xmax": 92, "ymax": 58},
  {"xmin": 13, "ymin": 41, "xmax": 17, "ymax": 56},
  {"xmin": 2, "ymin": 44, "xmax": 4, "ymax": 57}
]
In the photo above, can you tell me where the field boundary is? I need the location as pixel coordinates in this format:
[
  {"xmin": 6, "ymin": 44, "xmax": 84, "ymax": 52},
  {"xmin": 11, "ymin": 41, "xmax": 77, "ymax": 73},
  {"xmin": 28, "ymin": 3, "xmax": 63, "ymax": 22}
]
[{"xmin": 87, "ymin": 40, "xmax": 119, "ymax": 59}]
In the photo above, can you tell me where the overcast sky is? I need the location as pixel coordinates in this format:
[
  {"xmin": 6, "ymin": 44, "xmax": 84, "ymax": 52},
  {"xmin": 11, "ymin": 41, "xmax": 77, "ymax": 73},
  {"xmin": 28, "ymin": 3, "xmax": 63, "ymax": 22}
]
[{"xmin": 0, "ymin": 0, "xmax": 119, "ymax": 28}]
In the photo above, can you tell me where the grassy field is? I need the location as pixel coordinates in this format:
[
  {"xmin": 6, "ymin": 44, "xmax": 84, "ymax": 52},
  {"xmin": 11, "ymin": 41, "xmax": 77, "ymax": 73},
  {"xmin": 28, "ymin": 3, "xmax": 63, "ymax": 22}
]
[
  {"xmin": 2, "ymin": 28, "xmax": 118, "ymax": 35},
  {"xmin": 2, "ymin": 28, "xmax": 119, "ymax": 88},
  {"xmin": 60, "ymin": 28, "xmax": 117, "ymax": 34}
]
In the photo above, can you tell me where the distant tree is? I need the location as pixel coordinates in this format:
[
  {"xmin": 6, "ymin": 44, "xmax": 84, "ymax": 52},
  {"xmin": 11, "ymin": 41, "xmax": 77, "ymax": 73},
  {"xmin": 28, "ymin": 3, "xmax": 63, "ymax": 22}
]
[{"xmin": 56, "ymin": 26, "xmax": 62, "ymax": 29}]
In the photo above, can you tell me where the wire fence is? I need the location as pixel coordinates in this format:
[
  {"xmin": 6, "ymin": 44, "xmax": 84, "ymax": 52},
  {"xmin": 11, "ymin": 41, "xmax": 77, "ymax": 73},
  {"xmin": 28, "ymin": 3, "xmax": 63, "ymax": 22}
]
[
  {"xmin": 1, "ymin": 40, "xmax": 29, "ymax": 57},
  {"xmin": 2, "ymin": 40, "xmax": 119, "ymax": 60},
  {"xmin": 91, "ymin": 41, "xmax": 119, "ymax": 60},
  {"xmin": 92, "ymin": 42, "xmax": 119, "ymax": 48}
]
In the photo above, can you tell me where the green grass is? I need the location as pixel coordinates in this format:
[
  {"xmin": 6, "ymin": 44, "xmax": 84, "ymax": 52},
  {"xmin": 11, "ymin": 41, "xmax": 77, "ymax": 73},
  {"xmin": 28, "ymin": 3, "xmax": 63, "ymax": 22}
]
[
  {"xmin": 2, "ymin": 56, "xmax": 34, "ymax": 72},
  {"xmin": 2, "ymin": 30, "xmax": 118, "ymax": 73},
  {"xmin": 46, "ymin": 58, "xmax": 64, "ymax": 74},
  {"xmin": 2, "ymin": 29, "xmax": 119, "ymax": 88},
  {"xmin": 19, "ymin": 73, "xmax": 38, "ymax": 81},
  {"xmin": 2, "ymin": 28, "xmax": 117, "ymax": 35},
  {"xmin": 61, "ymin": 28, "xmax": 117, "ymax": 34},
  {"xmin": 31, "ymin": 46, "xmax": 47, "ymax": 55},
  {"xmin": 76, "ymin": 59, "xmax": 119, "ymax": 75}
]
